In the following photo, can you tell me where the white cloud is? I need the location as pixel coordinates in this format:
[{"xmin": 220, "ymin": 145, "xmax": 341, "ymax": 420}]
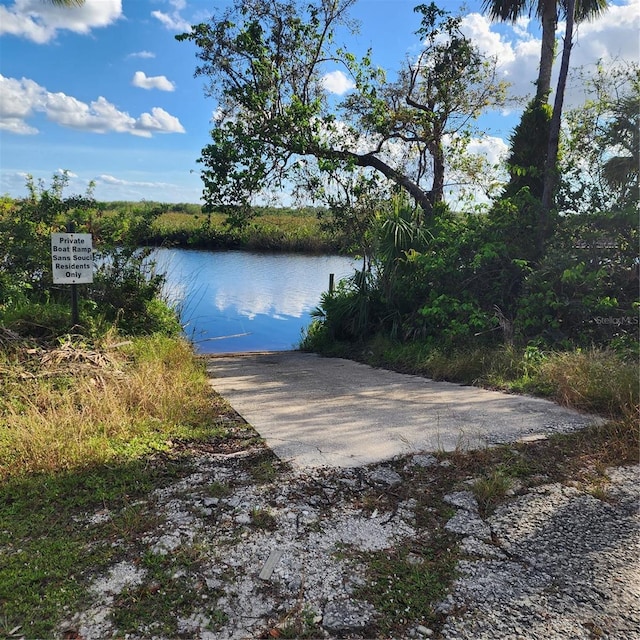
[
  {"xmin": 0, "ymin": 0, "xmax": 122, "ymax": 44},
  {"xmin": 135, "ymin": 107, "xmax": 185, "ymax": 135},
  {"xmin": 572, "ymin": 1, "xmax": 640, "ymax": 65},
  {"xmin": 90, "ymin": 172, "xmax": 199, "ymax": 202},
  {"xmin": 0, "ymin": 75, "xmax": 45, "ymax": 133},
  {"xmin": 151, "ymin": 0, "xmax": 191, "ymax": 32},
  {"xmin": 151, "ymin": 10, "xmax": 191, "ymax": 31},
  {"xmin": 466, "ymin": 135, "xmax": 509, "ymax": 167},
  {"xmin": 0, "ymin": 74, "xmax": 185, "ymax": 137},
  {"xmin": 461, "ymin": 13, "xmax": 517, "ymax": 64},
  {"xmin": 98, "ymin": 174, "xmax": 171, "ymax": 188},
  {"xmin": 460, "ymin": 12, "xmax": 539, "ymax": 99},
  {"xmin": 321, "ymin": 70, "xmax": 356, "ymax": 95},
  {"xmin": 127, "ymin": 51, "xmax": 156, "ymax": 59},
  {"xmin": 46, "ymin": 93, "xmax": 137, "ymax": 133},
  {"xmin": 132, "ymin": 71, "xmax": 176, "ymax": 92}
]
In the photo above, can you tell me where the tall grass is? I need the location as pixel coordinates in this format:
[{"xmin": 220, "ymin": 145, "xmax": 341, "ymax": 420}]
[
  {"xmin": 0, "ymin": 334, "xmax": 230, "ymax": 480},
  {"xmin": 535, "ymin": 348, "xmax": 639, "ymax": 418}
]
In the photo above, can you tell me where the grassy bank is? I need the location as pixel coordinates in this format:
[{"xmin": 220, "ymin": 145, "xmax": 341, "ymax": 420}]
[
  {"xmin": 0, "ymin": 333, "xmax": 240, "ymax": 480},
  {"xmin": 139, "ymin": 207, "xmax": 350, "ymax": 253}
]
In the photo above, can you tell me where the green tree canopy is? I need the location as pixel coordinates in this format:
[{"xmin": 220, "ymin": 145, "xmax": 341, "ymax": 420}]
[{"xmin": 178, "ymin": 0, "xmax": 508, "ymax": 225}]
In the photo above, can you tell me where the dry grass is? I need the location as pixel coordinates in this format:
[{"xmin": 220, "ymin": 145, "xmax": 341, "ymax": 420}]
[
  {"xmin": 0, "ymin": 334, "xmax": 229, "ymax": 480},
  {"xmin": 536, "ymin": 348, "xmax": 638, "ymax": 418}
]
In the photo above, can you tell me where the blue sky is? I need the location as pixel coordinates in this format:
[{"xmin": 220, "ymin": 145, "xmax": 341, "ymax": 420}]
[{"xmin": 0, "ymin": 0, "xmax": 638, "ymax": 204}]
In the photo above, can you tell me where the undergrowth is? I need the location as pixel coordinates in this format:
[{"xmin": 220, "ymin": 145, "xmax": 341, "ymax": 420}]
[{"xmin": 0, "ymin": 333, "xmax": 232, "ymax": 480}]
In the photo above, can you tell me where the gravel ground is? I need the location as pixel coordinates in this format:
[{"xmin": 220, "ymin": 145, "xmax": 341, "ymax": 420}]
[
  {"xmin": 438, "ymin": 464, "xmax": 640, "ymax": 640},
  {"xmin": 61, "ymin": 448, "xmax": 639, "ymax": 640}
]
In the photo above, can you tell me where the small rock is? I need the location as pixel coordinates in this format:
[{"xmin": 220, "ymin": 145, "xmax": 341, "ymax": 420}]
[
  {"xmin": 445, "ymin": 511, "xmax": 491, "ymax": 541},
  {"xmin": 177, "ymin": 613, "xmax": 210, "ymax": 635},
  {"xmin": 150, "ymin": 533, "xmax": 182, "ymax": 555},
  {"xmin": 369, "ymin": 467, "xmax": 402, "ymax": 486},
  {"xmin": 461, "ymin": 536, "xmax": 506, "ymax": 559},
  {"xmin": 416, "ymin": 624, "xmax": 434, "ymax": 636},
  {"xmin": 406, "ymin": 552, "xmax": 425, "ymax": 566},
  {"xmin": 322, "ymin": 599, "xmax": 374, "ymax": 633},
  {"xmin": 412, "ymin": 454, "xmax": 438, "ymax": 468},
  {"xmin": 444, "ymin": 491, "xmax": 480, "ymax": 512},
  {"xmin": 235, "ymin": 513, "xmax": 252, "ymax": 525}
]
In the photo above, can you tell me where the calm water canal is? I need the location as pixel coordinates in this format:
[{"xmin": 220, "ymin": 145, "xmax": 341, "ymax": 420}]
[{"xmin": 153, "ymin": 248, "xmax": 355, "ymax": 354}]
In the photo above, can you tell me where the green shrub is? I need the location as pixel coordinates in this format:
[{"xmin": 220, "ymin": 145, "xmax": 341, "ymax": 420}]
[
  {"xmin": 0, "ymin": 174, "xmax": 176, "ymax": 340},
  {"xmin": 0, "ymin": 300, "xmax": 72, "ymax": 341}
]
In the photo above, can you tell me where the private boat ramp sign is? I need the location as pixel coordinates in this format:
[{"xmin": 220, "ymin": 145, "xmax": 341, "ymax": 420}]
[{"xmin": 51, "ymin": 233, "xmax": 94, "ymax": 284}]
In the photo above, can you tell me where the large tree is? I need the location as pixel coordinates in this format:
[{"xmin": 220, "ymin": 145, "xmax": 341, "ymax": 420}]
[
  {"xmin": 178, "ymin": 0, "xmax": 508, "ymax": 224},
  {"xmin": 541, "ymin": 0, "xmax": 577, "ymax": 216}
]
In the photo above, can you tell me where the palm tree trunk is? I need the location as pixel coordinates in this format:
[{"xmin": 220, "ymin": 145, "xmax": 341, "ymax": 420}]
[
  {"xmin": 540, "ymin": 0, "xmax": 575, "ymax": 247},
  {"xmin": 536, "ymin": 0, "xmax": 557, "ymax": 103}
]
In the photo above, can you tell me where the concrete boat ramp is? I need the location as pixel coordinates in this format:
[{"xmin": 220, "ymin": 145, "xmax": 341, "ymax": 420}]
[{"xmin": 206, "ymin": 351, "xmax": 603, "ymax": 469}]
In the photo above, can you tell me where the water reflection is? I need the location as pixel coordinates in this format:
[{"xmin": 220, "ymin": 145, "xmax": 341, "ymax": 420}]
[{"xmin": 153, "ymin": 248, "xmax": 355, "ymax": 353}]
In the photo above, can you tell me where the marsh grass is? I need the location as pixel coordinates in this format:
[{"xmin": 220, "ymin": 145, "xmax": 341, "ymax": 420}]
[
  {"xmin": 534, "ymin": 348, "xmax": 639, "ymax": 417},
  {"xmin": 146, "ymin": 209, "xmax": 346, "ymax": 253}
]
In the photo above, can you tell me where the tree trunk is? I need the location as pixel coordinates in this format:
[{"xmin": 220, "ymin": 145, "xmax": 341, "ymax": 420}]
[
  {"xmin": 540, "ymin": 0, "xmax": 575, "ymax": 248},
  {"xmin": 430, "ymin": 138, "xmax": 446, "ymax": 207},
  {"xmin": 352, "ymin": 153, "xmax": 435, "ymax": 219},
  {"xmin": 536, "ymin": 0, "xmax": 557, "ymax": 103}
]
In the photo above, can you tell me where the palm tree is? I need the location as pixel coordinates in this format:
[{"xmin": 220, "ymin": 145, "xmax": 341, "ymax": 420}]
[
  {"xmin": 481, "ymin": 0, "xmax": 608, "ymax": 103},
  {"xmin": 602, "ymin": 94, "xmax": 640, "ymax": 204},
  {"xmin": 541, "ymin": 0, "xmax": 577, "ymax": 231},
  {"xmin": 483, "ymin": 0, "xmax": 610, "ymax": 254}
]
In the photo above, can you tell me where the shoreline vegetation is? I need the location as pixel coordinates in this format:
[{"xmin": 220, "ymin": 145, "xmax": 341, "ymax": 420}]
[{"xmin": 135, "ymin": 203, "xmax": 353, "ymax": 254}]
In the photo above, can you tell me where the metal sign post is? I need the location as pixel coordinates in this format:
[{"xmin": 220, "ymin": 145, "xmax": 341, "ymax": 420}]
[{"xmin": 51, "ymin": 228, "xmax": 93, "ymax": 326}]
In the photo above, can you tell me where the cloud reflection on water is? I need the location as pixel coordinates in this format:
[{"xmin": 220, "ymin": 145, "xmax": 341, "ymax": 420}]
[{"xmin": 153, "ymin": 248, "xmax": 355, "ymax": 352}]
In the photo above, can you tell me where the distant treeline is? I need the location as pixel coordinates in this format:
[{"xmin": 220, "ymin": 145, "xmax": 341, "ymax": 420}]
[{"xmin": 100, "ymin": 202, "xmax": 328, "ymax": 218}]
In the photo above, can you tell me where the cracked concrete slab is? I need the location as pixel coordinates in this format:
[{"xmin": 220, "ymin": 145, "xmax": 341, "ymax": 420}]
[{"xmin": 206, "ymin": 351, "xmax": 604, "ymax": 468}]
